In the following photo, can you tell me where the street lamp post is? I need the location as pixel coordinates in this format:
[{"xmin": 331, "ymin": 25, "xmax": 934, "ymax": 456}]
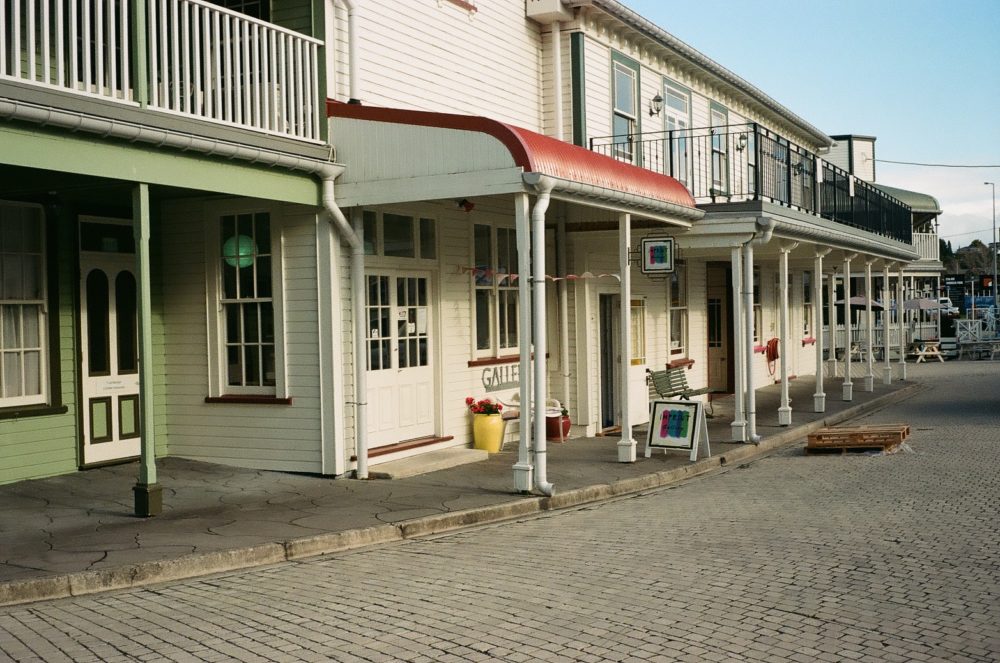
[{"xmin": 987, "ymin": 182, "xmax": 997, "ymax": 307}]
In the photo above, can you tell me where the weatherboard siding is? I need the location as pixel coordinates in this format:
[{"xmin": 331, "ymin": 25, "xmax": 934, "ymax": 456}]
[{"xmin": 159, "ymin": 199, "xmax": 323, "ymax": 474}]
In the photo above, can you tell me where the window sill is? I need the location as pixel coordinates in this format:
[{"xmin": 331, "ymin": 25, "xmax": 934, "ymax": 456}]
[
  {"xmin": 0, "ymin": 404, "xmax": 69, "ymax": 421},
  {"xmin": 204, "ymin": 395, "xmax": 293, "ymax": 405},
  {"xmin": 468, "ymin": 353, "xmax": 545, "ymax": 368}
]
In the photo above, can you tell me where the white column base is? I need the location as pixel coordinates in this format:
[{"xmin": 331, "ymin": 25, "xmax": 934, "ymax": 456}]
[
  {"xmin": 512, "ymin": 463, "xmax": 534, "ymax": 493},
  {"xmin": 882, "ymin": 369, "xmax": 893, "ymax": 385},
  {"xmin": 900, "ymin": 363, "xmax": 907, "ymax": 380},
  {"xmin": 730, "ymin": 420, "xmax": 747, "ymax": 442},
  {"xmin": 827, "ymin": 360, "xmax": 838, "ymax": 378},
  {"xmin": 842, "ymin": 382, "xmax": 853, "ymax": 401},
  {"xmin": 863, "ymin": 375, "xmax": 875, "ymax": 392},
  {"xmin": 617, "ymin": 438, "xmax": 637, "ymax": 463},
  {"xmin": 778, "ymin": 407, "xmax": 792, "ymax": 426},
  {"xmin": 813, "ymin": 393, "xmax": 826, "ymax": 412}
]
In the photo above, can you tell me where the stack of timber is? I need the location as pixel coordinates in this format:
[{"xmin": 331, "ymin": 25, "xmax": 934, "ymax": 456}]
[{"xmin": 805, "ymin": 424, "xmax": 910, "ymax": 454}]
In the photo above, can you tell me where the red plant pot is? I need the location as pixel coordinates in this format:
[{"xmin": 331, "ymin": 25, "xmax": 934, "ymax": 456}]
[{"xmin": 545, "ymin": 415, "xmax": 571, "ymax": 441}]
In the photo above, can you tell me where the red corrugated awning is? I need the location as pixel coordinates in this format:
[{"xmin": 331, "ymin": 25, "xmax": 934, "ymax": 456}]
[{"xmin": 327, "ymin": 102, "xmax": 699, "ymax": 218}]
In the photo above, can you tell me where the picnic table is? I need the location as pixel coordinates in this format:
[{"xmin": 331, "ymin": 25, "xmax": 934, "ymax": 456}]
[
  {"xmin": 906, "ymin": 340, "xmax": 944, "ymax": 363},
  {"xmin": 958, "ymin": 339, "xmax": 1000, "ymax": 361}
]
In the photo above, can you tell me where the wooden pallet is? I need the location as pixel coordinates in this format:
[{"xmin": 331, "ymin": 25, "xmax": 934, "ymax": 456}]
[{"xmin": 806, "ymin": 424, "xmax": 910, "ymax": 454}]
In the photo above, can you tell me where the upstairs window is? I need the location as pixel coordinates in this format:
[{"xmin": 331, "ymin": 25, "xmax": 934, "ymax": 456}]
[
  {"xmin": 1, "ymin": 204, "xmax": 47, "ymax": 408},
  {"xmin": 710, "ymin": 103, "xmax": 729, "ymax": 193},
  {"xmin": 611, "ymin": 53, "xmax": 639, "ymax": 161}
]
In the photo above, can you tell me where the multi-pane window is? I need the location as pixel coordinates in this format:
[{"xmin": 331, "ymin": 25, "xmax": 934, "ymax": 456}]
[
  {"xmin": 803, "ymin": 271, "xmax": 813, "ymax": 337},
  {"xmin": 212, "ymin": 0, "xmax": 269, "ymax": 20},
  {"xmin": 362, "ymin": 210, "xmax": 436, "ymax": 260},
  {"xmin": 220, "ymin": 212, "xmax": 274, "ymax": 389},
  {"xmin": 664, "ymin": 80, "xmax": 690, "ymax": 185},
  {"xmin": 473, "ymin": 224, "xmax": 518, "ymax": 355},
  {"xmin": 630, "ymin": 299, "xmax": 646, "ymax": 365},
  {"xmin": 710, "ymin": 104, "xmax": 729, "ymax": 193},
  {"xmin": 0, "ymin": 204, "xmax": 46, "ymax": 407},
  {"xmin": 669, "ymin": 264, "xmax": 687, "ymax": 355},
  {"xmin": 612, "ymin": 56, "xmax": 638, "ymax": 161},
  {"xmin": 752, "ymin": 268, "xmax": 762, "ymax": 344}
]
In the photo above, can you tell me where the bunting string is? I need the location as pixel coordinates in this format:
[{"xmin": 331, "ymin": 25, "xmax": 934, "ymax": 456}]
[{"xmin": 457, "ymin": 266, "xmax": 621, "ymax": 283}]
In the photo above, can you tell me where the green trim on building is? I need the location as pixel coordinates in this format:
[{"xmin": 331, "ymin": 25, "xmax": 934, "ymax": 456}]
[
  {"xmin": 570, "ymin": 32, "xmax": 587, "ymax": 147},
  {"xmin": 0, "ymin": 125, "xmax": 320, "ymax": 206}
]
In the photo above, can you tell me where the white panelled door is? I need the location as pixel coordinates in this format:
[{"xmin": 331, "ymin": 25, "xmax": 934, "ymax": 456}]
[
  {"xmin": 365, "ymin": 272, "xmax": 435, "ymax": 447},
  {"xmin": 80, "ymin": 229, "xmax": 141, "ymax": 465}
]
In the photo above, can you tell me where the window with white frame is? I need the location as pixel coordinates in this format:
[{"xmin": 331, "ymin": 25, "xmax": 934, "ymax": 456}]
[
  {"xmin": 214, "ymin": 210, "xmax": 280, "ymax": 394},
  {"xmin": 1, "ymin": 203, "xmax": 47, "ymax": 408},
  {"xmin": 802, "ymin": 271, "xmax": 813, "ymax": 337},
  {"xmin": 630, "ymin": 299, "xmax": 646, "ymax": 365},
  {"xmin": 362, "ymin": 210, "xmax": 436, "ymax": 260},
  {"xmin": 669, "ymin": 263, "xmax": 687, "ymax": 355},
  {"xmin": 473, "ymin": 224, "xmax": 518, "ymax": 356},
  {"xmin": 612, "ymin": 53, "xmax": 639, "ymax": 161},
  {"xmin": 664, "ymin": 80, "xmax": 691, "ymax": 185},
  {"xmin": 710, "ymin": 103, "xmax": 729, "ymax": 193},
  {"xmin": 752, "ymin": 267, "xmax": 762, "ymax": 344}
]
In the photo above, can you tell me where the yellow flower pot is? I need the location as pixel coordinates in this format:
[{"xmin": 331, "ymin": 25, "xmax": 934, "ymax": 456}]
[{"xmin": 472, "ymin": 413, "xmax": 504, "ymax": 453}]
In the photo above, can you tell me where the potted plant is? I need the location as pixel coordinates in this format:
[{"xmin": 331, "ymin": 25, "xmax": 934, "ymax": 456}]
[
  {"xmin": 465, "ymin": 397, "xmax": 505, "ymax": 453},
  {"xmin": 546, "ymin": 406, "xmax": 571, "ymax": 442}
]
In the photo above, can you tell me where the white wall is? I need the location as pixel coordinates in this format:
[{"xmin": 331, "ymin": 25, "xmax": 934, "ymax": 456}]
[
  {"xmin": 330, "ymin": 1, "xmax": 544, "ymax": 131},
  {"xmin": 160, "ymin": 198, "xmax": 323, "ymax": 473}
]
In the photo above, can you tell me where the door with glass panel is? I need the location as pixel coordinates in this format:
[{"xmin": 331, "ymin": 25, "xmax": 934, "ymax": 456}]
[
  {"xmin": 365, "ymin": 271, "xmax": 434, "ymax": 447},
  {"xmin": 79, "ymin": 220, "xmax": 140, "ymax": 465},
  {"xmin": 664, "ymin": 81, "xmax": 691, "ymax": 186}
]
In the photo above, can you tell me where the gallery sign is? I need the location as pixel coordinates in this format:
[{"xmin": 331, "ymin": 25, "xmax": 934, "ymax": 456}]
[{"xmin": 640, "ymin": 237, "xmax": 674, "ymax": 274}]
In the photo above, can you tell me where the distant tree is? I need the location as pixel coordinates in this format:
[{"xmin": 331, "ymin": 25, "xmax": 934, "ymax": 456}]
[{"xmin": 940, "ymin": 238, "xmax": 954, "ymax": 260}]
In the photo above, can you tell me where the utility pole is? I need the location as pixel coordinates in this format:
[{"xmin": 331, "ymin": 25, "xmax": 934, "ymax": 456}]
[{"xmin": 986, "ymin": 182, "xmax": 997, "ymax": 307}]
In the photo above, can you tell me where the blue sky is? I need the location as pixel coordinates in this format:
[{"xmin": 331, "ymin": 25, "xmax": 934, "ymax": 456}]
[{"xmin": 621, "ymin": 0, "xmax": 1000, "ymax": 247}]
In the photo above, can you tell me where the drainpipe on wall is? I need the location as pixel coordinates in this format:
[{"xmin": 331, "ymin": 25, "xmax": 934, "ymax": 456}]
[
  {"xmin": 339, "ymin": 0, "xmax": 362, "ymax": 103},
  {"xmin": 743, "ymin": 217, "xmax": 775, "ymax": 444},
  {"xmin": 528, "ymin": 176, "xmax": 556, "ymax": 497},
  {"xmin": 730, "ymin": 244, "xmax": 746, "ymax": 442},
  {"xmin": 552, "ymin": 21, "xmax": 563, "ymax": 141}
]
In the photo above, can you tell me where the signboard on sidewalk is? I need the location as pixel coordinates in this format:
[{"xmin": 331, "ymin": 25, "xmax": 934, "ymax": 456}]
[{"xmin": 645, "ymin": 399, "xmax": 710, "ymax": 461}]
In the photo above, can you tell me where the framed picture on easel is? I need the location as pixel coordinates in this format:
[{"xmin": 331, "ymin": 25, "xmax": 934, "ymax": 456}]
[{"xmin": 645, "ymin": 399, "xmax": 710, "ymax": 461}]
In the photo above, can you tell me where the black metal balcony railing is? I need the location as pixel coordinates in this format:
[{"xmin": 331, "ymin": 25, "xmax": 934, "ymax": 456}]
[{"xmin": 590, "ymin": 123, "xmax": 912, "ymax": 244}]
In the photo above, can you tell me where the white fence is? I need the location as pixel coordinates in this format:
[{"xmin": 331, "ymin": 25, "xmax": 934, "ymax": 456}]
[
  {"xmin": 912, "ymin": 232, "xmax": 939, "ymax": 262},
  {"xmin": 1, "ymin": 0, "xmax": 322, "ymax": 140}
]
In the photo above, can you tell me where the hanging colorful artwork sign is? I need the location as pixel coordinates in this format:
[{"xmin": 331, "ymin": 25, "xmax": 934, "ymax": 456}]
[{"xmin": 640, "ymin": 237, "xmax": 674, "ymax": 274}]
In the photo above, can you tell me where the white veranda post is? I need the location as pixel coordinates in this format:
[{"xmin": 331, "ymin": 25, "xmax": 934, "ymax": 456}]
[
  {"xmin": 813, "ymin": 248, "xmax": 830, "ymax": 412},
  {"xmin": 842, "ymin": 253, "xmax": 856, "ymax": 401},
  {"xmin": 778, "ymin": 242, "xmax": 797, "ymax": 426},
  {"xmin": 864, "ymin": 259, "xmax": 875, "ymax": 392},
  {"xmin": 730, "ymin": 245, "xmax": 746, "ymax": 441},
  {"xmin": 883, "ymin": 263, "xmax": 893, "ymax": 385},
  {"xmin": 617, "ymin": 213, "xmax": 635, "ymax": 463}
]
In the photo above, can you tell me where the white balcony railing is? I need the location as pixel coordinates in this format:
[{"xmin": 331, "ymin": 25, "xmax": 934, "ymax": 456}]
[
  {"xmin": 911, "ymin": 232, "xmax": 940, "ymax": 262},
  {"xmin": 1, "ymin": 0, "xmax": 322, "ymax": 141}
]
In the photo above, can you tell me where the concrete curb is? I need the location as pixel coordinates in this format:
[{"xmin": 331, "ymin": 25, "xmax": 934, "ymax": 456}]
[{"xmin": 0, "ymin": 382, "xmax": 923, "ymax": 607}]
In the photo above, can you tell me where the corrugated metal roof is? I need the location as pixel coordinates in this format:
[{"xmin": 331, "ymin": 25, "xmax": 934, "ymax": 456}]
[
  {"xmin": 872, "ymin": 184, "xmax": 942, "ymax": 214},
  {"xmin": 327, "ymin": 102, "xmax": 698, "ymax": 212}
]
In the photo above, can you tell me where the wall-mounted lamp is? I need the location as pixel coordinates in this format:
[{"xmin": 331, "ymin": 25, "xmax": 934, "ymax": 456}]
[
  {"xmin": 457, "ymin": 199, "xmax": 475, "ymax": 213},
  {"xmin": 793, "ymin": 161, "xmax": 805, "ymax": 177},
  {"xmin": 736, "ymin": 133, "xmax": 748, "ymax": 152},
  {"xmin": 648, "ymin": 93, "xmax": 663, "ymax": 117}
]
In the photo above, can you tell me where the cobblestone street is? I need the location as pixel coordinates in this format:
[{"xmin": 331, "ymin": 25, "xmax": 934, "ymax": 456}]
[{"xmin": 2, "ymin": 361, "xmax": 998, "ymax": 662}]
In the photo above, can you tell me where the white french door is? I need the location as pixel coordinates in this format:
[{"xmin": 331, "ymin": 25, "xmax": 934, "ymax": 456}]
[
  {"xmin": 80, "ymin": 224, "xmax": 141, "ymax": 466},
  {"xmin": 365, "ymin": 272, "xmax": 435, "ymax": 447}
]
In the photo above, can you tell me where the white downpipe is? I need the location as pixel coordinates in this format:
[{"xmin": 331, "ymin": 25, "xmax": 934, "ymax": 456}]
[
  {"xmin": 897, "ymin": 267, "xmax": 907, "ymax": 380},
  {"xmin": 551, "ymin": 21, "xmax": 563, "ymax": 141},
  {"xmin": 883, "ymin": 263, "xmax": 893, "ymax": 385},
  {"xmin": 864, "ymin": 260, "xmax": 875, "ymax": 392},
  {"xmin": 347, "ymin": 208, "xmax": 367, "ymax": 478},
  {"xmin": 730, "ymin": 245, "xmax": 746, "ymax": 441},
  {"xmin": 777, "ymin": 244, "xmax": 792, "ymax": 426},
  {"xmin": 557, "ymin": 215, "xmax": 571, "ymax": 412},
  {"xmin": 842, "ymin": 253, "xmax": 855, "ymax": 401},
  {"xmin": 827, "ymin": 268, "xmax": 838, "ymax": 379},
  {"xmin": 742, "ymin": 240, "xmax": 757, "ymax": 443},
  {"xmin": 617, "ymin": 212, "xmax": 635, "ymax": 463},
  {"xmin": 813, "ymin": 249, "xmax": 829, "ymax": 412},
  {"xmin": 339, "ymin": 0, "xmax": 361, "ymax": 103},
  {"xmin": 513, "ymin": 193, "xmax": 533, "ymax": 493},
  {"xmin": 531, "ymin": 183, "xmax": 555, "ymax": 496}
]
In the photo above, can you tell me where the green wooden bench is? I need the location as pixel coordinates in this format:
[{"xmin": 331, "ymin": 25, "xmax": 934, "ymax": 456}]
[{"xmin": 646, "ymin": 366, "xmax": 720, "ymax": 414}]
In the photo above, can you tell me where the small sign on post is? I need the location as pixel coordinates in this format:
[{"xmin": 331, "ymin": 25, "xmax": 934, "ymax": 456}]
[
  {"xmin": 645, "ymin": 399, "xmax": 710, "ymax": 461},
  {"xmin": 639, "ymin": 237, "xmax": 674, "ymax": 274}
]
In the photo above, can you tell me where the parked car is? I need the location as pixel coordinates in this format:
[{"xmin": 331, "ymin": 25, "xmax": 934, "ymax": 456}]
[{"xmin": 939, "ymin": 297, "xmax": 959, "ymax": 317}]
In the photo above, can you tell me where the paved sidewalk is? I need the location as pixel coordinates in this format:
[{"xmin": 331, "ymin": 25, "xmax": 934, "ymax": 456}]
[{"xmin": 0, "ymin": 371, "xmax": 924, "ymax": 606}]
